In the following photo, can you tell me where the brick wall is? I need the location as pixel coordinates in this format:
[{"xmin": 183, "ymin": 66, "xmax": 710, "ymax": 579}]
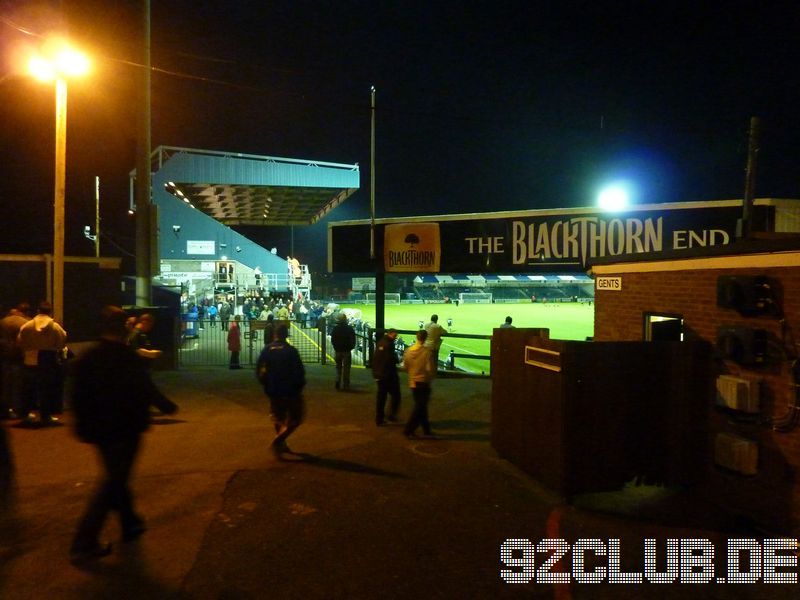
[{"xmin": 594, "ymin": 263, "xmax": 800, "ymax": 534}]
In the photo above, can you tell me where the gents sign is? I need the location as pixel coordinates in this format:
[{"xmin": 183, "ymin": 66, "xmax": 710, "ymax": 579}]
[
  {"xmin": 596, "ymin": 276, "xmax": 622, "ymax": 291},
  {"xmin": 329, "ymin": 201, "xmax": 771, "ymax": 274}
]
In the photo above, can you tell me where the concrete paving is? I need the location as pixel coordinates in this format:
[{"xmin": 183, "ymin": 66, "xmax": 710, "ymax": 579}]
[{"xmin": 0, "ymin": 364, "xmax": 796, "ymax": 599}]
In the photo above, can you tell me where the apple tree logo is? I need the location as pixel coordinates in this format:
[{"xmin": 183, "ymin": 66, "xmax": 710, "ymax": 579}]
[
  {"xmin": 388, "ymin": 231, "xmax": 436, "ymax": 268},
  {"xmin": 404, "ymin": 233, "xmax": 420, "ymax": 247}
]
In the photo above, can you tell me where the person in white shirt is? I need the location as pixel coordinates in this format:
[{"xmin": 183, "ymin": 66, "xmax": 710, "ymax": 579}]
[
  {"xmin": 423, "ymin": 314, "xmax": 446, "ymax": 372},
  {"xmin": 403, "ymin": 329, "xmax": 436, "ymax": 439},
  {"xmin": 403, "ymin": 329, "xmax": 435, "ymax": 439},
  {"xmin": 17, "ymin": 301, "xmax": 66, "ymax": 426}
]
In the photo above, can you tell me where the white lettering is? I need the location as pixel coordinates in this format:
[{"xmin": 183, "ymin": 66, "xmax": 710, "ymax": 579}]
[{"xmin": 511, "ymin": 222, "xmax": 525, "ymax": 264}]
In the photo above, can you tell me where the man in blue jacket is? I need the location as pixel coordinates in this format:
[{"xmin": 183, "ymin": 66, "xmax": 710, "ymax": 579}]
[{"xmin": 256, "ymin": 324, "xmax": 306, "ymax": 458}]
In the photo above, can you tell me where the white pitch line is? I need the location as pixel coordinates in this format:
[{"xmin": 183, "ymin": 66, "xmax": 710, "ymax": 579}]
[{"xmin": 440, "ymin": 340, "xmax": 487, "ymax": 356}]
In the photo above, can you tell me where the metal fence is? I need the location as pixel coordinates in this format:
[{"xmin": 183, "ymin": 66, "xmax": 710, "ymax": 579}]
[
  {"xmin": 178, "ymin": 319, "xmax": 323, "ymax": 367},
  {"xmin": 177, "ymin": 318, "xmax": 491, "ymax": 376},
  {"xmin": 346, "ymin": 327, "xmax": 491, "ymax": 376}
]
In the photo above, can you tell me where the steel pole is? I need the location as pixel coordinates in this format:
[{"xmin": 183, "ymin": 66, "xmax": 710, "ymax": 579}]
[
  {"xmin": 53, "ymin": 77, "xmax": 67, "ymax": 324},
  {"xmin": 95, "ymin": 175, "xmax": 100, "ymax": 257}
]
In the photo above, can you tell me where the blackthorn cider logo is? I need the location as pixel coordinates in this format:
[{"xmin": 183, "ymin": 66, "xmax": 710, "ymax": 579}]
[
  {"xmin": 404, "ymin": 233, "xmax": 420, "ymax": 246},
  {"xmin": 384, "ymin": 223, "xmax": 441, "ymax": 273},
  {"xmin": 500, "ymin": 538, "xmax": 800, "ymax": 585}
]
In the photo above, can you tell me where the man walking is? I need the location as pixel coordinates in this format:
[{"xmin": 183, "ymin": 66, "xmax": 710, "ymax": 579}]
[
  {"xmin": 257, "ymin": 324, "xmax": 306, "ymax": 458},
  {"xmin": 331, "ymin": 313, "xmax": 356, "ymax": 390},
  {"xmin": 424, "ymin": 314, "xmax": 446, "ymax": 372},
  {"xmin": 17, "ymin": 301, "xmax": 66, "ymax": 426},
  {"xmin": 69, "ymin": 306, "xmax": 178, "ymax": 563},
  {"xmin": 372, "ymin": 328, "xmax": 401, "ymax": 425},
  {"xmin": 403, "ymin": 329, "xmax": 436, "ymax": 439}
]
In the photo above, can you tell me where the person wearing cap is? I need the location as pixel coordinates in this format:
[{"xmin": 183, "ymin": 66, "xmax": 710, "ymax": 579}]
[
  {"xmin": 330, "ymin": 313, "xmax": 356, "ymax": 391},
  {"xmin": 256, "ymin": 324, "xmax": 306, "ymax": 458},
  {"xmin": 68, "ymin": 305, "xmax": 178, "ymax": 563}
]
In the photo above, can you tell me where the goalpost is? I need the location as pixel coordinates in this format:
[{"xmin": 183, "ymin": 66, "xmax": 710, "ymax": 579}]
[
  {"xmin": 458, "ymin": 292, "xmax": 493, "ymax": 304},
  {"xmin": 365, "ymin": 293, "xmax": 402, "ymax": 305}
]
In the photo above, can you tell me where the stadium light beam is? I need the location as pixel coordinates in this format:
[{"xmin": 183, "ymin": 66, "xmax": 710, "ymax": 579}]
[{"xmin": 597, "ymin": 184, "xmax": 631, "ymax": 212}]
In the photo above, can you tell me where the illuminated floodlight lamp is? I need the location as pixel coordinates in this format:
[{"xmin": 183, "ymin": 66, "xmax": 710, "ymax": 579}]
[
  {"xmin": 28, "ymin": 44, "xmax": 90, "ymax": 82},
  {"xmin": 597, "ymin": 183, "xmax": 631, "ymax": 212}
]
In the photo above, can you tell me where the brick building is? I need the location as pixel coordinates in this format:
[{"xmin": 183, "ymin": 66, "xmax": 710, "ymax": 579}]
[{"xmin": 590, "ymin": 238, "xmax": 800, "ymax": 534}]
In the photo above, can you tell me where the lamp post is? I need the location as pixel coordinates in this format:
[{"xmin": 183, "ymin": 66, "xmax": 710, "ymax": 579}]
[{"xmin": 29, "ymin": 43, "xmax": 89, "ymax": 324}]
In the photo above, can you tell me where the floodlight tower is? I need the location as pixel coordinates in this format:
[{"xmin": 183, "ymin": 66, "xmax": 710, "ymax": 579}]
[{"xmin": 28, "ymin": 40, "xmax": 90, "ymax": 324}]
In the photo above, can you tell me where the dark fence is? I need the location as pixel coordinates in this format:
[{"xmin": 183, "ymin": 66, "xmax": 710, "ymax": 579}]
[
  {"xmin": 178, "ymin": 319, "xmax": 322, "ymax": 367},
  {"xmin": 177, "ymin": 318, "xmax": 492, "ymax": 376}
]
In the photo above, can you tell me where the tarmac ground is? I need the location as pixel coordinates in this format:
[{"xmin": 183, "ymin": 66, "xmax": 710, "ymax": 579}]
[{"xmin": 0, "ymin": 363, "xmax": 797, "ymax": 599}]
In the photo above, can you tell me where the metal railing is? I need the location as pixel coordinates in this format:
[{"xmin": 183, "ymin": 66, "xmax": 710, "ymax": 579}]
[
  {"xmin": 178, "ymin": 319, "xmax": 322, "ymax": 367},
  {"xmin": 351, "ymin": 327, "xmax": 492, "ymax": 376},
  {"xmin": 177, "ymin": 318, "xmax": 492, "ymax": 376}
]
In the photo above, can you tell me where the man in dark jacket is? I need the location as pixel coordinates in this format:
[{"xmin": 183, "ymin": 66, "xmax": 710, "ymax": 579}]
[
  {"xmin": 330, "ymin": 313, "xmax": 356, "ymax": 390},
  {"xmin": 68, "ymin": 306, "xmax": 178, "ymax": 563},
  {"xmin": 256, "ymin": 324, "xmax": 306, "ymax": 458},
  {"xmin": 371, "ymin": 328, "xmax": 401, "ymax": 425}
]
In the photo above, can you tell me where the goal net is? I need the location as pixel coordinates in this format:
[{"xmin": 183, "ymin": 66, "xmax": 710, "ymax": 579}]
[
  {"xmin": 365, "ymin": 293, "xmax": 402, "ymax": 305},
  {"xmin": 459, "ymin": 292, "xmax": 493, "ymax": 304}
]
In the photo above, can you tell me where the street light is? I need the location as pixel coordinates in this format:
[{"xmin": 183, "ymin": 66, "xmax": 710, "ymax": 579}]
[{"xmin": 28, "ymin": 41, "xmax": 90, "ymax": 324}]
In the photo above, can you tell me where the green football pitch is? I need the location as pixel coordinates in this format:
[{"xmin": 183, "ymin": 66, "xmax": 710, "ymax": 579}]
[{"xmin": 339, "ymin": 302, "xmax": 595, "ymax": 374}]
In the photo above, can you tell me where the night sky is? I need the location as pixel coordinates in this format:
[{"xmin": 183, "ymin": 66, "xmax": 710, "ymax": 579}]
[{"xmin": 1, "ymin": 0, "xmax": 799, "ymax": 274}]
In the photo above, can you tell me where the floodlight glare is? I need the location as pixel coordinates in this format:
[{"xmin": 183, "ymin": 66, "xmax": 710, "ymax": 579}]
[
  {"xmin": 55, "ymin": 48, "xmax": 89, "ymax": 77},
  {"xmin": 28, "ymin": 56, "xmax": 56, "ymax": 81},
  {"xmin": 28, "ymin": 45, "xmax": 89, "ymax": 81},
  {"xmin": 598, "ymin": 185, "xmax": 630, "ymax": 212}
]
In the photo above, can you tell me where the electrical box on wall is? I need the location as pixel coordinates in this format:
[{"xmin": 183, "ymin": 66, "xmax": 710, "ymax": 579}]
[
  {"xmin": 714, "ymin": 433, "xmax": 758, "ymax": 475},
  {"xmin": 716, "ymin": 327, "xmax": 768, "ymax": 365},
  {"xmin": 716, "ymin": 375, "xmax": 760, "ymax": 413},
  {"xmin": 716, "ymin": 275, "xmax": 776, "ymax": 316}
]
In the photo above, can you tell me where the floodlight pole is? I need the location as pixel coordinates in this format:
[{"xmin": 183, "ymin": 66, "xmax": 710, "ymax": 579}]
[
  {"xmin": 53, "ymin": 77, "xmax": 67, "ymax": 324},
  {"xmin": 94, "ymin": 175, "xmax": 100, "ymax": 257},
  {"xmin": 741, "ymin": 116, "xmax": 760, "ymax": 239},
  {"xmin": 135, "ymin": 0, "xmax": 153, "ymax": 306},
  {"xmin": 370, "ymin": 86, "xmax": 376, "ymax": 260},
  {"xmin": 370, "ymin": 86, "xmax": 385, "ymax": 335}
]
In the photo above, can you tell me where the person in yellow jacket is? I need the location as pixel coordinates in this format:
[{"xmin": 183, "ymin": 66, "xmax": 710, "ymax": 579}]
[{"xmin": 402, "ymin": 329, "xmax": 436, "ymax": 439}]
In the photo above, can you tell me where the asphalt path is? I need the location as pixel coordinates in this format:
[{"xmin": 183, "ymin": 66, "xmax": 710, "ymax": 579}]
[{"xmin": 0, "ymin": 364, "xmax": 795, "ymax": 599}]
